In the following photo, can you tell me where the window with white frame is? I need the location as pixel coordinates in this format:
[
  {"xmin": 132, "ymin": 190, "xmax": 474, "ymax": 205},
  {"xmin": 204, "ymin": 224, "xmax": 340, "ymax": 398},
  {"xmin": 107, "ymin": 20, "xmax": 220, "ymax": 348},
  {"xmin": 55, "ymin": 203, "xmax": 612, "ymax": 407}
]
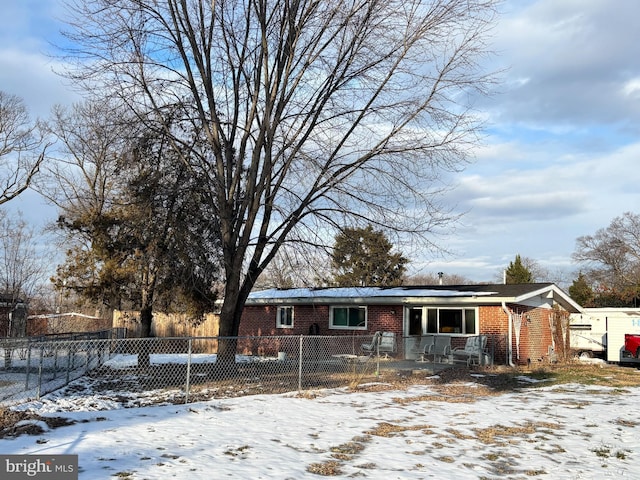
[
  {"xmin": 426, "ymin": 307, "xmax": 477, "ymax": 334},
  {"xmin": 330, "ymin": 306, "xmax": 367, "ymax": 329},
  {"xmin": 276, "ymin": 306, "xmax": 294, "ymax": 328}
]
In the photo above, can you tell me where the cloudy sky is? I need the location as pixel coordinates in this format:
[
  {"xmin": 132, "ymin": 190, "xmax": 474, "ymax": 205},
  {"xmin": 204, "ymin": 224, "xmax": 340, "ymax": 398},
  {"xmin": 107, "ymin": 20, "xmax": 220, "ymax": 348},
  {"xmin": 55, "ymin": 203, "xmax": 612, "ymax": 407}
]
[{"xmin": 1, "ymin": 0, "xmax": 639, "ymax": 285}]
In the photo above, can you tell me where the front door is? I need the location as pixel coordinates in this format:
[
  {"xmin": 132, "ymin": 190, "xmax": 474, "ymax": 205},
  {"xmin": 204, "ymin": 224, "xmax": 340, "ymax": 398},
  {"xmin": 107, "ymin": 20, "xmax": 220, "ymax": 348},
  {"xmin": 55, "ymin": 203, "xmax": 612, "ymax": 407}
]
[
  {"xmin": 408, "ymin": 307, "xmax": 423, "ymax": 335},
  {"xmin": 404, "ymin": 307, "xmax": 424, "ymax": 359}
]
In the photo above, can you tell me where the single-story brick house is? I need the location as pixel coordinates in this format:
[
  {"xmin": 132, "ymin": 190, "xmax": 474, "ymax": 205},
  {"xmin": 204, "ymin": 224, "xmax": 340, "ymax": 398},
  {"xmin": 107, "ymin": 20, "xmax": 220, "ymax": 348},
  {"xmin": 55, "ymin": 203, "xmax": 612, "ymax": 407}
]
[{"xmin": 241, "ymin": 283, "xmax": 582, "ymax": 365}]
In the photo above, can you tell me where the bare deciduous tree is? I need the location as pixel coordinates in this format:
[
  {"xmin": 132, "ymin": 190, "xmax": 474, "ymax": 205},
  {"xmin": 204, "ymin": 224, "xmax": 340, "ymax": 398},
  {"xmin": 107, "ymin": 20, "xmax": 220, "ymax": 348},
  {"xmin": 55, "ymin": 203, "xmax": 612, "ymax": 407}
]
[
  {"xmin": 404, "ymin": 272, "xmax": 473, "ymax": 285},
  {"xmin": 0, "ymin": 91, "xmax": 48, "ymax": 205},
  {"xmin": 63, "ymin": 0, "xmax": 498, "ymax": 362},
  {"xmin": 573, "ymin": 211, "xmax": 640, "ymax": 296},
  {"xmin": 0, "ymin": 211, "xmax": 51, "ymax": 336}
]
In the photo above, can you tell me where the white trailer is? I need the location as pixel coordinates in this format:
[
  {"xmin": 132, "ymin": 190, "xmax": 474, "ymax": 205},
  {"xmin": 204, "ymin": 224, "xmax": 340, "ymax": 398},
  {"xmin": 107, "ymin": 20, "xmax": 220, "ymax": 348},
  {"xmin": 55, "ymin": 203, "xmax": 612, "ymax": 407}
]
[
  {"xmin": 570, "ymin": 308, "xmax": 640, "ymax": 363},
  {"xmin": 569, "ymin": 311, "xmax": 607, "ymax": 358}
]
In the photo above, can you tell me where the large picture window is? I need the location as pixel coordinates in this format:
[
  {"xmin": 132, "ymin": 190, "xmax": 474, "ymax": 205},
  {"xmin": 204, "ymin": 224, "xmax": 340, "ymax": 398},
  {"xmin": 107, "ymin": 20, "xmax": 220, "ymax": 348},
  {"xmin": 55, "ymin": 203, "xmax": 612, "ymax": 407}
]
[
  {"xmin": 330, "ymin": 306, "xmax": 367, "ymax": 329},
  {"xmin": 276, "ymin": 306, "xmax": 294, "ymax": 328},
  {"xmin": 425, "ymin": 308, "xmax": 476, "ymax": 334}
]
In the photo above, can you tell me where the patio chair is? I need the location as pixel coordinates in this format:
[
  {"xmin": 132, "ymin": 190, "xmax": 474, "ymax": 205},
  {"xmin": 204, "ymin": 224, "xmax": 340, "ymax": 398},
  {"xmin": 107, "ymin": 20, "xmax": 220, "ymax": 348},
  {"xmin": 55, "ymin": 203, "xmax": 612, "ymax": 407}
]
[
  {"xmin": 426, "ymin": 335, "xmax": 451, "ymax": 363},
  {"xmin": 412, "ymin": 335, "xmax": 435, "ymax": 362},
  {"xmin": 361, "ymin": 331, "xmax": 381, "ymax": 355},
  {"xmin": 451, "ymin": 335, "xmax": 488, "ymax": 366},
  {"xmin": 377, "ymin": 332, "xmax": 397, "ymax": 358}
]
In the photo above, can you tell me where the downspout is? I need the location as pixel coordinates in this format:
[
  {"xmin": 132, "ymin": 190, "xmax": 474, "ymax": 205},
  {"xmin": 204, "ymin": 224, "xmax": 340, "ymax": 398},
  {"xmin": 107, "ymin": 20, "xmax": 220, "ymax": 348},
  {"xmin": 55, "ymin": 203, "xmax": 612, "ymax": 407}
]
[{"xmin": 502, "ymin": 302, "xmax": 515, "ymax": 367}]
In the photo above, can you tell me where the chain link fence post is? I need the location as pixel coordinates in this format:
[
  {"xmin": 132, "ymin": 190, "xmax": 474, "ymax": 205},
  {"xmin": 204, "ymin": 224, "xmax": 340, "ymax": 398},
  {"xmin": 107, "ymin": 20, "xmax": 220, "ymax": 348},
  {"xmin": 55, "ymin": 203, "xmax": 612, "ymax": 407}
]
[
  {"xmin": 65, "ymin": 343, "xmax": 72, "ymax": 384},
  {"xmin": 298, "ymin": 335, "xmax": 303, "ymax": 392},
  {"xmin": 37, "ymin": 345, "xmax": 44, "ymax": 400},
  {"xmin": 184, "ymin": 337, "xmax": 193, "ymax": 404},
  {"xmin": 24, "ymin": 342, "xmax": 32, "ymax": 391}
]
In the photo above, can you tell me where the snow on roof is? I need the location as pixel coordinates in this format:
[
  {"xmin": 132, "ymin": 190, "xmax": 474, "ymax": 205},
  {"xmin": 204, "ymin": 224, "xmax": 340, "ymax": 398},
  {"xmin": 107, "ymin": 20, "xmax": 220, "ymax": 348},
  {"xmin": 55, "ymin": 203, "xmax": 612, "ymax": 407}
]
[
  {"xmin": 246, "ymin": 283, "xmax": 583, "ymax": 313},
  {"xmin": 248, "ymin": 286, "xmax": 497, "ymax": 300}
]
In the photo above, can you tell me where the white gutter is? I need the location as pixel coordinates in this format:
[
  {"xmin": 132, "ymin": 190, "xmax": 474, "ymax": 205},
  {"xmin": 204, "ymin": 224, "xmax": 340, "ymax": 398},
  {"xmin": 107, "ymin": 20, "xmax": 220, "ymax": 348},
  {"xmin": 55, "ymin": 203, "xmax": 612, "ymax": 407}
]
[{"xmin": 502, "ymin": 301, "xmax": 515, "ymax": 367}]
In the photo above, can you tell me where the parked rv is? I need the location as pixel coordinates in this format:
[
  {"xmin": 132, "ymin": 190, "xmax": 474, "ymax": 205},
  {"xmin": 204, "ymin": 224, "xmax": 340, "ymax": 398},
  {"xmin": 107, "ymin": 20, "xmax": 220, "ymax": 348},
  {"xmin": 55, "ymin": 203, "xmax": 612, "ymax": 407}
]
[{"xmin": 569, "ymin": 308, "xmax": 640, "ymax": 363}]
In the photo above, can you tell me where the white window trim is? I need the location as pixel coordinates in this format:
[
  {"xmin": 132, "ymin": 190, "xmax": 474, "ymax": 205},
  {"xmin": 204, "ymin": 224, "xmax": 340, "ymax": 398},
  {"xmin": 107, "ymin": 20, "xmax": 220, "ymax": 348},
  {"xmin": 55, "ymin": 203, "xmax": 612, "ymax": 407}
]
[
  {"xmin": 276, "ymin": 306, "xmax": 294, "ymax": 328},
  {"xmin": 426, "ymin": 306, "xmax": 479, "ymax": 335},
  {"xmin": 329, "ymin": 305, "xmax": 368, "ymax": 330}
]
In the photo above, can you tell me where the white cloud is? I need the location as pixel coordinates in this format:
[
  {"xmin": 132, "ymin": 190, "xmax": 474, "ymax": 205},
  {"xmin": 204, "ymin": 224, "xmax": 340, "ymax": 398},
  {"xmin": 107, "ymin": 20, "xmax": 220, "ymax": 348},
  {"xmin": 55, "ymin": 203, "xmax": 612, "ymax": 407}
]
[
  {"xmin": 623, "ymin": 78, "xmax": 640, "ymax": 99},
  {"xmin": 0, "ymin": 48, "xmax": 77, "ymax": 118},
  {"xmin": 487, "ymin": 0, "xmax": 640, "ymax": 129}
]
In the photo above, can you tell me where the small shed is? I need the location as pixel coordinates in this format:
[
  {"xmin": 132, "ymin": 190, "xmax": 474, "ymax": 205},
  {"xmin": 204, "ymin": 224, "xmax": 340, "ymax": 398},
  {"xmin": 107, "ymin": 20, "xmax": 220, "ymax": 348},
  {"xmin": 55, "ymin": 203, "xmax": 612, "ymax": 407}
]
[{"xmin": 241, "ymin": 283, "xmax": 582, "ymax": 365}]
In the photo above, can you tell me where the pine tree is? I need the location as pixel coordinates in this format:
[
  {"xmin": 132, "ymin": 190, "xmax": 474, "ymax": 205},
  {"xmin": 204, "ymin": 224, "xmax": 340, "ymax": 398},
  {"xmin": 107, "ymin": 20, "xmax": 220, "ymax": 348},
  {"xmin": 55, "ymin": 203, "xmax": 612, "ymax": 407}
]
[
  {"xmin": 505, "ymin": 254, "xmax": 533, "ymax": 284},
  {"xmin": 331, "ymin": 225, "xmax": 408, "ymax": 286},
  {"xmin": 568, "ymin": 272, "xmax": 593, "ymax": 306}
]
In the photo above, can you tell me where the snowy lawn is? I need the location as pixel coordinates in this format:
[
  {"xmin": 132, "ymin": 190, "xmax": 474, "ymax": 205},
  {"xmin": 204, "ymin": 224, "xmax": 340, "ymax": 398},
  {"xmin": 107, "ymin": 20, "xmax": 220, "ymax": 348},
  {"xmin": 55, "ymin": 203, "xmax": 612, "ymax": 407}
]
[{"xmin": 1, "ymin": 363, "xmax": 640, "ymax": 479}]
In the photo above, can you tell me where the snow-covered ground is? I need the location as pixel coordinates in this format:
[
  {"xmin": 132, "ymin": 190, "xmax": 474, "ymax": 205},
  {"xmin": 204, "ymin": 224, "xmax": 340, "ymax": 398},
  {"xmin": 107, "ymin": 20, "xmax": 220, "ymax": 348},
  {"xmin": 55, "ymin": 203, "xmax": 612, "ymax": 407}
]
[{"xmin": 2, "ymin": 368, "xmax": 640, "ymax": 479}]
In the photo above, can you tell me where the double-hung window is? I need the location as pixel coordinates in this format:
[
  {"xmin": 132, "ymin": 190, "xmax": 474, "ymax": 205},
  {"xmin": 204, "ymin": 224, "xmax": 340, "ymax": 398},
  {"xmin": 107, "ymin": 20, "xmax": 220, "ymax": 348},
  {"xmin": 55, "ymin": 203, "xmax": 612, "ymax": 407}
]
[
  {"xmin": 276, "ymin": 306, "xmax": 294, "ymax": 328},
  {"xmin": 330, "ymin": 306, "xmax": 367, "ymax": 329}
]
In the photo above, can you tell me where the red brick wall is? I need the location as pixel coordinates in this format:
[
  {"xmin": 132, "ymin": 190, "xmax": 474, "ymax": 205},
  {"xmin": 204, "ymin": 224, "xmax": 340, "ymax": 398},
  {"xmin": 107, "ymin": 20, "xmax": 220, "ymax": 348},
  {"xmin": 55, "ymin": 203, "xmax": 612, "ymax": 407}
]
[
  {"xmin": 239, "ymin": 304, "xmax": 403, "ymax": 337},
  {"xmin": 241, "ymin": 302, "xmax": 564, "ymax": 365},
  {"xmin": 510, "ymin": 306, "xmax": 555, "ymax": 365},
  {"xmin": 478, "ymin": 304, "xmax": 557, "ymax": 366},
  {"xmin": 478, "ymin": 305, "xmax": 508, "ymax": 364}
]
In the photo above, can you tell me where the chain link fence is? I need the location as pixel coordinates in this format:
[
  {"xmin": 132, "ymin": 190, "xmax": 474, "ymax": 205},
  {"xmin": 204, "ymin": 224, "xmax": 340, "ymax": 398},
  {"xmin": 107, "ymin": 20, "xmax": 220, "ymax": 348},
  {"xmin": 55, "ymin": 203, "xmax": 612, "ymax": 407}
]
[
  {"xmin": 1, "ymin": 333, "xmax": 507, "ymax": 407},
  {"xmin": 1, "ymin": 334, "xmax": 411, "ymax": 407}
]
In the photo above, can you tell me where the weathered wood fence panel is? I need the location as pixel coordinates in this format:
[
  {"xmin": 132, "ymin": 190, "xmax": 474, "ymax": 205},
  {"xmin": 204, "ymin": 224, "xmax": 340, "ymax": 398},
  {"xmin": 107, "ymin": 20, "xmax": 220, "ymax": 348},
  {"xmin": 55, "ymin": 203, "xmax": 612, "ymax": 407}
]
[{"xmin": 113, "ymin": 310, "xmax": 220, "ymax": 339}]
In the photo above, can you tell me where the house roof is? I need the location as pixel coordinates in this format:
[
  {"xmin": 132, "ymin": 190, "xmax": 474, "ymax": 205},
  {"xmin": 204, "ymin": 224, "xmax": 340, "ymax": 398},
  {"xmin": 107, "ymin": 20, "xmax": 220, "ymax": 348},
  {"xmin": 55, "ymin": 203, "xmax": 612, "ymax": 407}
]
[{"xmin": 246, "ymin": 283, "xmax": 582, "ymax": 313}]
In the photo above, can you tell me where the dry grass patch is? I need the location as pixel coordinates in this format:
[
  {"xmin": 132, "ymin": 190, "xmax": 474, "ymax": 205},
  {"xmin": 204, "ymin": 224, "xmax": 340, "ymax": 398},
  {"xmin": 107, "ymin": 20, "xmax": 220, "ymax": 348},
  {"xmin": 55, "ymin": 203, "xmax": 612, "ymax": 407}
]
[
  {"xmin": 445, "ymin": 428, "xmax": 475, "ymax": 440},
  {"xmin": 329, "ymin": 437, "xmax": 369, "ymax": 460},
  {"xmin": 306, "ymin": 460, "xmax": 343, "ymax": 476},
  {"xmin": 613, "ymin": 418, "xmax": 639, "ymax": 427},
  {"xmin": 0, "ymin": 408, "xmax": 74, "ymax": 438},
  {"xmin": 513, "ymin": 363, "xmax": 640, "ymax": 389},
  {"xmin": 366, "ymin": 422, "xmax": 434, "ymax": 437},
  {"xmin": 437, "ymin": 455, "xmax": 456, "ymax": 463},
  {"xmin": 525, "ymin": 469, "xmax": 547, "ymax": 476},
  {"xmin": 309, "ymin": 434, "xmax": 372, "ymax": 475},
  {"xmin": 395, "ymin": 383, "xmax": 497, "ymax": 405},
  {"xmin": 340, "ymin": 364, "xmax": 640, "ymax": 405},
  {"xmin": 474, "ymin": 421, "xmax": 562, "ymax": 445}
]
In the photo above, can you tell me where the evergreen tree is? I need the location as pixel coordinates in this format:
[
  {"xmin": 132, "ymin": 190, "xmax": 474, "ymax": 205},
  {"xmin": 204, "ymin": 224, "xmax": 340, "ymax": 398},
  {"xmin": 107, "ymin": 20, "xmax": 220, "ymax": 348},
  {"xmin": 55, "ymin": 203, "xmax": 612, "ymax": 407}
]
[
  {"xmin": 331, "ymin": 225, "xmax": 408, "ymax": 286},
  {"xmin": 568, "ymin": 272, "xmax": 593, "ymax": 306},
  {"xmin": 48, "ymin": 102, "xmax": 221, "ymax": 339},
  {"xmin": 505, "ymin": 254, "xmax": 533, "ymax": 284}
]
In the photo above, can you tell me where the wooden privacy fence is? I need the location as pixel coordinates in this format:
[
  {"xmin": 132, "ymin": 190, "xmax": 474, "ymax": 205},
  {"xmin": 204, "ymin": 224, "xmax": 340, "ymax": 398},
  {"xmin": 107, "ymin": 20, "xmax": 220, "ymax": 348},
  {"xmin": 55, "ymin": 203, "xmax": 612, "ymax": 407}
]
[{"xmin": 113, "ymin": 310, "xmax": 220, "ymax": 344}]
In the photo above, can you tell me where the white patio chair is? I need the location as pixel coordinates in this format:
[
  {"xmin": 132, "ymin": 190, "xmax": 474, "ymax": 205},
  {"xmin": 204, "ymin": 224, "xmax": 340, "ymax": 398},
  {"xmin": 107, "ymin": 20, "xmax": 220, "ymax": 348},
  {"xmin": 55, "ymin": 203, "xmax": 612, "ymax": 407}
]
[
  {"xmin": 452, "ymin": 335, "xmax": 489, "ymax": 365},
  {"xmin": 377, "ymin": 332, "xmax": 397, "ymax": 358},
  {"xmin": 427, "ymin": 335, "xmax": 451, "ymax": 363},
  {"xmin": 361, "ymin": 331, "xmax": 381, "ymax": 355},
  {"xmin": 413, "ymin": 335, "xmax": 435, "ymax": 362}
]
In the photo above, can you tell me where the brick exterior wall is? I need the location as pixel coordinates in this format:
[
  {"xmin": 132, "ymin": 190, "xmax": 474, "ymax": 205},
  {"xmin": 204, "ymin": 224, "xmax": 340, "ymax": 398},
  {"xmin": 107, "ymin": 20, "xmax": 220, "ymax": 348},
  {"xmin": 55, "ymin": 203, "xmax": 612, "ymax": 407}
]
[
  {"xmin": 478, "ymin": 305, "xmax": 509, "ymax": 364},
  {"xmin": 239, "ymin": 304, "xmax": 403, "ymax": 337},
  {"xmin": 511, "ymin": 306, "xmax": 556, "ymax": 365},
  {"xmin": 241, "ymin": 302, "xmax": 567, "ymax": 365},
  {"xmin": 478, "ymin": 304, "xmax": 557, "ymax": 365}
]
